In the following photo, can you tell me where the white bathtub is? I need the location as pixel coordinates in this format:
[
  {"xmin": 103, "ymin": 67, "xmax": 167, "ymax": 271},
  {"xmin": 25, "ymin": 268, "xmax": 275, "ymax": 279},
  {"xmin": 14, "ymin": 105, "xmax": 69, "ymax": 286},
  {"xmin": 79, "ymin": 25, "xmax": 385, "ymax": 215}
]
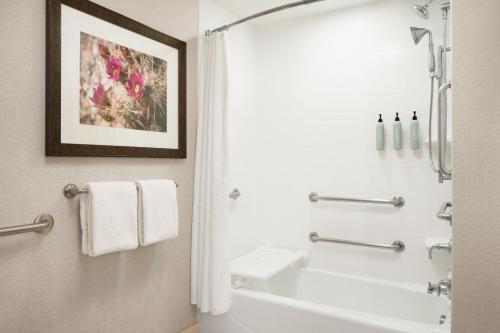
[{"xmin": 198, "ymin": 267, "xmax": 451, "ymax": 333}]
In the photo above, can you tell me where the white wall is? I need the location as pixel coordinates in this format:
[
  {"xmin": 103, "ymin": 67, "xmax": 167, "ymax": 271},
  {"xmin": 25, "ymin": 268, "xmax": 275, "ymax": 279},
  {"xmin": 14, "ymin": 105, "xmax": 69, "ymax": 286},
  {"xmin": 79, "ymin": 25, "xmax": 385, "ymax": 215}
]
[
  {"xmin": 200, "ymin": 0, "xmax": 452, "ymax": 287},
  {"xmin": 255, "ymin": 0, "xmax": 451, "ymax": 285}
]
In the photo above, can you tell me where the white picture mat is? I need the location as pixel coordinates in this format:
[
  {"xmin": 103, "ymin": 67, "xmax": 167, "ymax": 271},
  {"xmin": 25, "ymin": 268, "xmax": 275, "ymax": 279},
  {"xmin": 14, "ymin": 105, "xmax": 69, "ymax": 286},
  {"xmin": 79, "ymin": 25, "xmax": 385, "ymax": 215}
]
[{"xmin": 60, "ymin": 4, "xmax": 179, "ymax": 149}]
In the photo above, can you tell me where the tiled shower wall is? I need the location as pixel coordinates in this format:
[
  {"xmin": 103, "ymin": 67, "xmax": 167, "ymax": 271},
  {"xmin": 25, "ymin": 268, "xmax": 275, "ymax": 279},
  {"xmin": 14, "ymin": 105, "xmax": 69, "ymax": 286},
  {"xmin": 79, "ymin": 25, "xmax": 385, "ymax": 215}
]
[
  {"xmin": 255, "ymin": 0, "xmax": 452, "ymax": 285},
  {"xmin": 202, "ymin": 0, "xmax": 452, "ymax": 286}
]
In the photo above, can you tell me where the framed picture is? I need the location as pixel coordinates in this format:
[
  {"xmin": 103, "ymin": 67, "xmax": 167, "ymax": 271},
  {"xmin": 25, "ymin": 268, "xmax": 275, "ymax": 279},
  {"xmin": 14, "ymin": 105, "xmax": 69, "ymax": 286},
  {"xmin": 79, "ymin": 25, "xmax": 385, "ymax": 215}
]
[{"xmin": 46, "ymin": 0, "xmax": 186, "ymax": 158}]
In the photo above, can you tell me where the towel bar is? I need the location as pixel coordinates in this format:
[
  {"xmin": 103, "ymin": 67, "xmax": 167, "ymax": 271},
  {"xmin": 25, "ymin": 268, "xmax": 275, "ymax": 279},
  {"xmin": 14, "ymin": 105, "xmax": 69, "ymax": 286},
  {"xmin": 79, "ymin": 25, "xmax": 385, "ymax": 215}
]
[
  {"xmin": 0, "ymin": 214, "xmax": 54, "ymax": 237},
  {"xmin": 63, "ymin": 182, "xmax": 179, "ymax": 199}
]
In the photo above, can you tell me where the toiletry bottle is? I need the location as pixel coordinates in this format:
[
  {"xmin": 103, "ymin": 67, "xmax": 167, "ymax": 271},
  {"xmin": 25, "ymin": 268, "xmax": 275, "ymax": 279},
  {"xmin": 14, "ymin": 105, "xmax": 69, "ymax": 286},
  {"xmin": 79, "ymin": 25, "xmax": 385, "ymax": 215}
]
[
  {"xmin": 376, "ymin": 114, "xmax": 384, "ymax": 151},
  {"xmin": 410, "ymin": 111, "xmax": 420, "ymax": 150},
  {"xmin": 393, "ymin": 112, "xmax": 402, "ymax": 150}
]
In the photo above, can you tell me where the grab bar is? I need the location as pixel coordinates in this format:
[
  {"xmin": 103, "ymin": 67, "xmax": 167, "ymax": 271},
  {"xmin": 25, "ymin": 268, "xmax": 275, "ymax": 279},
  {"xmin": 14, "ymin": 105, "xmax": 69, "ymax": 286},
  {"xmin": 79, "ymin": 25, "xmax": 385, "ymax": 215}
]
[
  {"xmin": 309, "ymin": 232, "xmax": 405, "ymax": 252},
  {"xmin": 437, "ymin": 81, "xmax": 452, "ymax": 182},
  {"xmin": 0, "ymin": 214, "xmax": 54, "ymax": 237},
  {"xmin": 309, "ymin": 192, "xmax": 404, "ymax": 207},
  {"xmin": 63, "ymin": 182, "xmax": 179, "ymax": 199}
]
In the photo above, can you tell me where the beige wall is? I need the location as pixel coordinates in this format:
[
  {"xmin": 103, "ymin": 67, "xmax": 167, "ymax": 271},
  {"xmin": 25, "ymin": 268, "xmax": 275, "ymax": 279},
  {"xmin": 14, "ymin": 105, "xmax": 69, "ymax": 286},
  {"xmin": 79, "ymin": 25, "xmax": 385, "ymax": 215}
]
[
  {"xmin": 0, "ymin": 1, "xmax": 198, "ymax": 332},
  {"xmin": 452, "ymin": 0, "xmax": 500, "ymax": 332}
]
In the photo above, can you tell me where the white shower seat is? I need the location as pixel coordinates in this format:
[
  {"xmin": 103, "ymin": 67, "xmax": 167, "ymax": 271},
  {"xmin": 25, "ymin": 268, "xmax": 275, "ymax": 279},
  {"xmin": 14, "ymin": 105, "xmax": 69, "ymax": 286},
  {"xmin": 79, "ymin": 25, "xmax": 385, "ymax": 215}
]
[{"xmin": 231, "ymin": 246, "xmax": 306, "ymax": 282}]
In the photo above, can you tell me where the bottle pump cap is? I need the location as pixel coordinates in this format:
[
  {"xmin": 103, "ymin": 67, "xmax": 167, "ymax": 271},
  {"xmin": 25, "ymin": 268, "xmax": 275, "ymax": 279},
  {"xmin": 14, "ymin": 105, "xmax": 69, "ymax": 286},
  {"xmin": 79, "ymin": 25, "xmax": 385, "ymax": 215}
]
[
  {"xmin": 395, "ymin": 112, "xmax": 400, "ymax": 121},
  {"xmin": 412, "ymin": 111, "xmax": 417, "ymax": 120},
  {"xmin": 378, "ymin": 114, "xmax": 383, "ymax": 123}
]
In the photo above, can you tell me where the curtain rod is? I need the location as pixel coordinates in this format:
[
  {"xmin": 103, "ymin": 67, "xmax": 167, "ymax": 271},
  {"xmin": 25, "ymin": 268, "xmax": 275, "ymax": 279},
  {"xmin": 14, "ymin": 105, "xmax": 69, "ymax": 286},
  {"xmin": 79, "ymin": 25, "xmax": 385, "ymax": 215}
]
[{"xmin": 206, "ymin": 0, "xmax": 328, "ymax": 35}]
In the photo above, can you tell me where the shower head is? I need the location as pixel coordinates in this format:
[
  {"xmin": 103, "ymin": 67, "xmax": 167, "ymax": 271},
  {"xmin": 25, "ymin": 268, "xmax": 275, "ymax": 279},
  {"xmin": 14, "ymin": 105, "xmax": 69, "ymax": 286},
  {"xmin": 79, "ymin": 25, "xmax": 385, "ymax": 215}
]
[
  {"xmin": 410, "ymin": 26, "xmax": 430, "ymax": 45},
  {"xmin": 410, "ymin": 27, "xmax": 435, "ymax": 73},
  {"xmin": 413, "ymin": 0, "xmax": 434, "ymax": 19},
  {"xmin": 413, "ymin": 4, "xmax": 429, "ymax": 19}
]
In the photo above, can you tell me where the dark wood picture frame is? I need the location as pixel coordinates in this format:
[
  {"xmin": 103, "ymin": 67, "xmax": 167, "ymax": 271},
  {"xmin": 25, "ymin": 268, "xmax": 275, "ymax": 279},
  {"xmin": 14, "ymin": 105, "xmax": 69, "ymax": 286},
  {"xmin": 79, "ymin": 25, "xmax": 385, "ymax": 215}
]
[{"xmin": 46, "ymin": 0, "xmax": 187, "ymax": 158}]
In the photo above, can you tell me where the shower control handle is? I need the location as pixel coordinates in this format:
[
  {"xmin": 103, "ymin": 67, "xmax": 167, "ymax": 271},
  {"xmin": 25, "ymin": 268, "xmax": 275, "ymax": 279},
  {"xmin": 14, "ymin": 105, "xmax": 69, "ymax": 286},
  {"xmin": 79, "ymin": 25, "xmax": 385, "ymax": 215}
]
[
  {"xmin": 427, "ymin": 282, "xmax": 439, "ymax": 295},
  {"xmin": 427, "ymin": 279, "xmax": 452, "ymax": 299}
]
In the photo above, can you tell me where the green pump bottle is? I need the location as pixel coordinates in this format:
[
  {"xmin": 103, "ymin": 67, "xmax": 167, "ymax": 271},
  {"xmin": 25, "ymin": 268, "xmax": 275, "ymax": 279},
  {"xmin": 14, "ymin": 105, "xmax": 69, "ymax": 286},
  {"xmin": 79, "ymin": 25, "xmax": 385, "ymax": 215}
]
[
  {"xmin": 376, "ymin": 114, "xmax": 385, "ymax": 151},
  {"xmin": 410, "ymin": 111, "xmax": 420, "ymax": 150},
  {"xmin": 393, "ymin": 112, "xmax": 402, "ymax": 150}
]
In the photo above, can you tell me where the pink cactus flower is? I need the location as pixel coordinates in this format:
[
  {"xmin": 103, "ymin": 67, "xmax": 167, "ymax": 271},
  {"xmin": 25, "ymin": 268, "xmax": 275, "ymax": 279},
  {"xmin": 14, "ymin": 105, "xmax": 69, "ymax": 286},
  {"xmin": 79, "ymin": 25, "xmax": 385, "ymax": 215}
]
[
  {"xmin": 125, "ymin": 71, "xmax": 144, "ymax": 98},
  {"xmin": 105, "ymin": 56, "xmax": 122, "ymax": 81},
  {"xmin": 90, "ymin": 83, "xmax": 107, "ymax": 108}
]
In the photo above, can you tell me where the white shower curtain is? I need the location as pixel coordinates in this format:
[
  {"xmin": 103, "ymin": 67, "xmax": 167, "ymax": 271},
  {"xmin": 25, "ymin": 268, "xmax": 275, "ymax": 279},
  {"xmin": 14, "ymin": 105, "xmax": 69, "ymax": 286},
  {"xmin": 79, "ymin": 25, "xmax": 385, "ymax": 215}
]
[{"xmin": 191, "ymin": 31, "xmax": 231, "ymax": 315}]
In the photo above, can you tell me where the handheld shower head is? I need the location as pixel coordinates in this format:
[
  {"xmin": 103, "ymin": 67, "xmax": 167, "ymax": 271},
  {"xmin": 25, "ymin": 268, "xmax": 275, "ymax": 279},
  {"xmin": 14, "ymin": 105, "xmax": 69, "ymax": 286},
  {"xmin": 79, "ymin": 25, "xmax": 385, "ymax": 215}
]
[
  {"xmin": 410, "ymin": 26, "xmax": 430, "ymax": 45},
  {"xmin": 410, "ymin": 27, "xmax": 435, "ymax": 73}
]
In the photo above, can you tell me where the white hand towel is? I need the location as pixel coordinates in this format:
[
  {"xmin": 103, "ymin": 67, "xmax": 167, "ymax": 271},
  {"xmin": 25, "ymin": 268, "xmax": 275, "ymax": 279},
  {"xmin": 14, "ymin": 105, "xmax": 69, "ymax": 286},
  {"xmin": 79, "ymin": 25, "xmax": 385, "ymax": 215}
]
[
  {"xmin": 80, "ymin": 181, "xmax": 138, "ymax": 257},
  {"xmin": 137, "ymin": 179, "xmax": 179, "ymax": 246}
]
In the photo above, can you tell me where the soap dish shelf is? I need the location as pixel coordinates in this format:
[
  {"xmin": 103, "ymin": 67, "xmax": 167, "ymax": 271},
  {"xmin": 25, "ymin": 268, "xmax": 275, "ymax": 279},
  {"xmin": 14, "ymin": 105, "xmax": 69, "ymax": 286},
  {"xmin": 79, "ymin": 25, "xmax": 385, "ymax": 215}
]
[{"xmin": 231, "ymin": 246, "xmax": 306, "ymax": 282}]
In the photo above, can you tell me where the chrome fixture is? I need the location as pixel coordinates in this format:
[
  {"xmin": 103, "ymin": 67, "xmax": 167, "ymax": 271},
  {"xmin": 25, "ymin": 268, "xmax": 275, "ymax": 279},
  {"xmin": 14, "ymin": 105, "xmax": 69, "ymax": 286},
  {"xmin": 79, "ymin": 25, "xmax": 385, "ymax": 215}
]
[
  {"xmin": 411, "ymin": 2, "xmax": 452, "ymax": 183},
  {"xmin": 436, "ymin": 201, "xmax": 452, "ymax": 224},
  {"xmin": 440, "ymin": 2, "xmax": 450, "ymax": 11},
  {"xmin": 0, "ymin": 214, "xmax": 54, "ymax": 237},
  {"xmin": 413, "ymin": 0, "xmax": 434, "ymax": 19},
  {"xmin": 63, "ymin": 182, "xmax": 179, "ymax": 199},
  {"xmin": 410, "ymin": 27, "xmax": 435, "ymax": 73},
  {"xmin": 309, "ymin": 192, "xmax": 404, "ymax": 207},
  {"xmin": 64, "ymin": 184, "xmax": 92, "ymax": 198},
  {"xmin": 428, "ymin": 239, "xmax": 452, "ymax": 259},
  {"xmin": 427, "ymin": 279, "xmax": 452, "ymax": 299},
  {"xmin": 207, "ymin": 0, "xmax": 328, "ymax": 34},
  {"xmin": 229, "ymin": 188, "xmax": 241, "ymax": 200},
  {"xmin": 437, "ymin": 81, "xmax": 452, "ymax": 181},
  {"xmin": 309, "ymin": 232, "xmax": 405, "ymax": 253}
]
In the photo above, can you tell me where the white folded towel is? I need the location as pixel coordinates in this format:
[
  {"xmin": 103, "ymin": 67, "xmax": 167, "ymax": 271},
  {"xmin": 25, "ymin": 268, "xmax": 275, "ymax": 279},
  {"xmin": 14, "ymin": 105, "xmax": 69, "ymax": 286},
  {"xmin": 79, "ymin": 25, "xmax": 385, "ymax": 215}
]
[
  {"xmin": 137, "ymin": 179, "xmax": 179, "ymax": 246},
  {"xmin": 80, "ymin": 181, "xmax": 138, "ymax": 257}
]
